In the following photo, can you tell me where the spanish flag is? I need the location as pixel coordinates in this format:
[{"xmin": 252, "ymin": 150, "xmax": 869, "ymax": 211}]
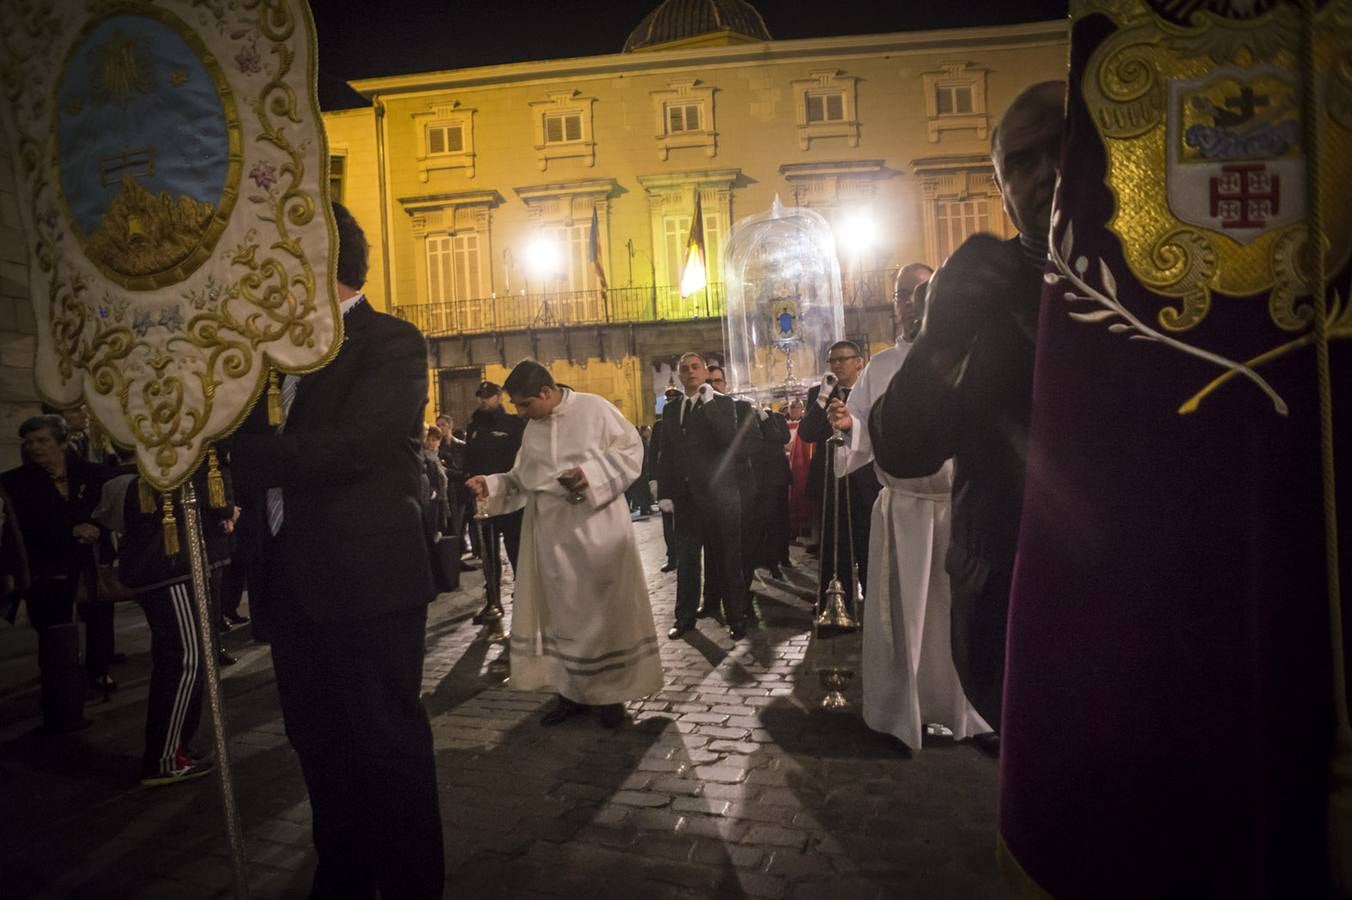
[
  {"xmin": 679, "ymin": 193, "xmax": 707, "ymax": 298},
  {"xmin": 587, "ymin": 207, "xmax": 608, "ymax": 298}
]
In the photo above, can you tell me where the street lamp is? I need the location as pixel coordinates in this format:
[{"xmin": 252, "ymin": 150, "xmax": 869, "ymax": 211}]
[{"xmin": 835, "ymin": 208, "xmax": 878, "ymax": 261}]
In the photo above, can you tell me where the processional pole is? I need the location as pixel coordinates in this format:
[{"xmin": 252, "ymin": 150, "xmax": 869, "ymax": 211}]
[
  {"xmin": 180, "ymin": 480, "xmax": 250, "ymax": 899},
  {"xmin": 1300, "ymin": 0, "xmax": 1351, "ymax": 889}
]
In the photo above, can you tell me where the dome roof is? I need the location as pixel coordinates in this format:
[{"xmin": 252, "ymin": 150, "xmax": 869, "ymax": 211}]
[{"xmin": 624, "ymin": 0, "xmax": 772, "ymax": 53}]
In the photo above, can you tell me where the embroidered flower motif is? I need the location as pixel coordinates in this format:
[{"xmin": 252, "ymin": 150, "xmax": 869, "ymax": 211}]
[
  {"xmin": 249, "ymin": 161, "xmax": 276, "ymax": 191},
  {"xmin": 234, "ymin": 43, "xmax": 261, "ymax": 75}
]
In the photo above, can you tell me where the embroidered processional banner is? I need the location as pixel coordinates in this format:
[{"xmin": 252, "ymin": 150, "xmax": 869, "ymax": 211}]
[
  {"xmin": 0, "ymin": 0, "xmax": 338, "ymax": 491},
  {"xmin": 1000, "ymin": 1, "xmax": 1349, "ymax": 897}
]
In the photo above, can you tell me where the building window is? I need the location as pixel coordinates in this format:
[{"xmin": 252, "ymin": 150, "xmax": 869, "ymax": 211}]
[
  {"xmin": 667, "ymin": 103, "xmax": 701, "ymax": 133},
  {"xmin": 426, "ymin": 231, "xmax": 485, "ymax": 302},
  {"xmin": 529, "ymin": 91, "xmax": 597, "ymax": 170},
  {"xmin": 805, "ymin": 91, "xmax": 846, "ymax": 124},
  {"xmin": 413, "ymin": 102, "xmax": 477, "ymax": 180},
  {"xmin": 544, "ymin": 112, "xmax": 583, "ymax": 144},
  {"xmin": 650, "ymin": 80, "xmax": 718, "ymax": 160},
  {"xmin": 328, "ymin": 154, "xmax": 345, "ymax": 203},
  {"xmin": 426, "ymin": 123, "xmax": 465, "ymax": 155},
  {"xmin": 913, "ymin": 157, "xmax": 1012, "ymax": 265},
  {"xmin": 921, "ymin": 63, "xmax": 989, "ymax": 142},
  {"xmin": 661, "ymin": 207, "xmax": 723, "ymax": 299},
  {"xmin": 935, "ymin": 84, "xmax": 974, "ymax": 116},
  {"xmin": 790, "ymin": 70, "xmax": 860, "ymax": 149},
  {"xmin": 933, "ymin": 198, "xmax": 993, "ymax": 263},
  {"xmin": 541, "ymin": 223, "xmax": 595, "ymax": 293}
]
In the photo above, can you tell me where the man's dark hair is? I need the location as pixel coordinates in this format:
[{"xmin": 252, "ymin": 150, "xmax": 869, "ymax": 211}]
[
  {"xmin": 19, "ymin": 414, "xmax": 69, "ymax": 442},
  {"xmin": 332, "ymin": 201, "xmax": 369, "ymax": 290},
  {"xmin": 828, "ymin": 340, "xmax": 861, "ymax": 356},
  {"xmin": 502, "ymin": 359, "xmax": 556, "ymax": 399},
  {"xmin": 707, "ymin": 365, "xmax": 725, "ymax": 379}
]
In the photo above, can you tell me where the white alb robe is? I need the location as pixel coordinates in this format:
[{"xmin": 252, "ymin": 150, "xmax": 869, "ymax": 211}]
[
  {"xmin": 838, "ymin": 340, "xmax": 990, "ymax": 749},
  {"xmin": 483, "ymin": 390, "xmax": 664, "ymax": 705}
]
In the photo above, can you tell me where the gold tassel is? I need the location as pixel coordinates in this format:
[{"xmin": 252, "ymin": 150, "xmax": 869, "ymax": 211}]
[
  {"xmin": 206, "ymin": 449, "xmax": 226, "ymax": 508},
  {"xmin": 138, "ymin": 478, "xmax": 155, "ymax": 514},
  {"xmin": 267, "ymin": 371, "xmax": 282, "ymax": 425},
  {"xmin": 161, "ymin": 495, "xmax": 180, "ymax": 557}
]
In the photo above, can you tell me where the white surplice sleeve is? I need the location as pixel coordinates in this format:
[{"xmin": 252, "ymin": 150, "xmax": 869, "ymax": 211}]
[
  {"xmin": 481, "ymin": 445, "xmax": 529, "ymax": 516},
  {"xmin": 577, "ymin": 398, "xmax": 643, "ymax": 511}
]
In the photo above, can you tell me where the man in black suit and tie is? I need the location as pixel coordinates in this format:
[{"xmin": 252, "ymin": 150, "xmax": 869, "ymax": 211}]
[
  {"xmin": 232, "ymin": 202, "xmax": 444, "ymax": 900},
  {"xmin": 655, "ymin": 352, "xmax": 751, "ymax": 642},
  {"xmin": 799, "ymin": 340, "xmax": 880, "ymax": 617}
]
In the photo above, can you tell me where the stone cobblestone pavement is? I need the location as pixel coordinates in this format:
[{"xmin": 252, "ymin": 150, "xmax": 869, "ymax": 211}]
[{"xmin": 0, "ymin": 518, "xmax": 1002, "ymax": 899}]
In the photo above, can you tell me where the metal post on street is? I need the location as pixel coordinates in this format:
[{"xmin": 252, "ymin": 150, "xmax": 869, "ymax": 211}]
[{"xmin": 180, "ymin": 480, "xmax": 249, "ymax": 900}]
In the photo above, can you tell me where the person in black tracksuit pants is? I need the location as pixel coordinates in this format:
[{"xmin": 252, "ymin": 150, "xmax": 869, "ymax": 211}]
[
  {"xmin": 95, "ymin": 465, "xmax": 231, "ymax": 782},
  {"xmin": 464, "ymin": 380, "xmax": 525, "ymax": 621}
]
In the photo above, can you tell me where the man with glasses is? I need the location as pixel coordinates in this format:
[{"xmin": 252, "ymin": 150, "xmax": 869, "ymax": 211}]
[{"xmin": 799, "ymin": 340, "xmax": 880, "ymax": 617}]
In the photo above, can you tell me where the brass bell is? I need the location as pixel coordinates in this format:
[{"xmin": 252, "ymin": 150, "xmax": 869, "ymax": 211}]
[{"xmin": 815, "ymin": 577, "xmax": 857, "ymax": 631}]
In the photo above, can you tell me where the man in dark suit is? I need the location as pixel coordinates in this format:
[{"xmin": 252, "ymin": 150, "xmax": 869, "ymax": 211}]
[
  {"xmin": 232, "ymin": 202, "xmax": 443, "ymax": 900},
  {"xmin": 799, "ymin": 340, "xmax": 880, "ymax": 617},
  {"xmin": 654, "ymin": 352, "xmax": 750, "ymax": 641},
  {"xmin": 869, "ymin": 83, "xmax": 1064, "ymax": 731}
]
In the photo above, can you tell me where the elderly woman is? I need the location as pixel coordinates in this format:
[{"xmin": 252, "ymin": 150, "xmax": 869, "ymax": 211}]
[{"xmin": 0, "ymin": 414, "xmax": 113, "ymax": 690}]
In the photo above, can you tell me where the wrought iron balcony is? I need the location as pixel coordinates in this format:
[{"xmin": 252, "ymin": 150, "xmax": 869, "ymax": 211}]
[{"xmin": 394, "ymin": 268, "xmax": 898, "ymax": 338}]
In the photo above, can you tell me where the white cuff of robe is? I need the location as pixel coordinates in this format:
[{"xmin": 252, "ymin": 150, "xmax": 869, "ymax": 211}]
[{"xmin": 480, "ymin": 474, "xmax": 527, "ymax": 516}]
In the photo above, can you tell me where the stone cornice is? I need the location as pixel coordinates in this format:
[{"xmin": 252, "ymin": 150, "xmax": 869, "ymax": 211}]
[{"xmin": 349, "ymin": 20, "xmax": 1068, "ymax": 100}]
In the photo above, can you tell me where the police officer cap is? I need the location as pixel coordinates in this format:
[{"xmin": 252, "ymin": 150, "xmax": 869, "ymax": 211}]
[
  {"xmin": 663, "ymin": 387, "xmax": 682, "ymax": 400},
  {"xmin": 475, "ymin": 380, "xmax": 501, "ymax": 397}
]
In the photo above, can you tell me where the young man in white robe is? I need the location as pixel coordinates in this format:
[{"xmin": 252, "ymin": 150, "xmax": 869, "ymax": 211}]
[
  {"xmin": 467, "ymin": 360, "xmax": 664, "ymax": 729},
  {"xmin": 826, "ymin": 267, "xmax": 990, "ymax": 751}
]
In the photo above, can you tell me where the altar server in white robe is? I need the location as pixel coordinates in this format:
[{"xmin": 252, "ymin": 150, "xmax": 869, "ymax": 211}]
[
  {"xmin": 827, "ymin": 270, "xmax": 990, "ymax": 750},
  {"xmin": 467, "ymin": 359, "xmax": 664, "ymax": 729}
]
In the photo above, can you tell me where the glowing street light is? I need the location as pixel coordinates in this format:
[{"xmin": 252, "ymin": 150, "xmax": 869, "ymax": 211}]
[
  {"xmin": 524, "ymin": 235, "xmax": 560, "ymax": 280},
  {"xmin": 836, "ymin": 209, "xmax": 878, "ymax": 259}
]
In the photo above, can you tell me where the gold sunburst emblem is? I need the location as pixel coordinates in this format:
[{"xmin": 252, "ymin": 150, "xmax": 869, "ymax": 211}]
[{"xmin": 93, "ymin": 30, "xmax": 154, "ymax": 107}]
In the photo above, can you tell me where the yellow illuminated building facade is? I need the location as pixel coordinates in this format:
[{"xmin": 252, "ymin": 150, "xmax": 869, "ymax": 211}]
[{"xmin": 323, "ymin": 2, "xmax": 1068, "ymax": 425}]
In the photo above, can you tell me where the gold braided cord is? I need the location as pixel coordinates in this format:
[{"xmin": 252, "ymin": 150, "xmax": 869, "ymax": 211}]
[{"xmin": 1302, "ymin": 0, "xmax": 1352, "ymax": 892}]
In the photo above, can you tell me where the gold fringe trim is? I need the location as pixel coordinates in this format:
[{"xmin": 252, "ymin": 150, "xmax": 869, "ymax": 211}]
[
  {"xmin": 137, "ymin": 478, "xmax": 155, "ymax": 514},
  {"xmin": 267, "ymin": 371, "xmax": 282, "ymax": 426},
  {"xmin": 206, "ymin": 448, "xmax": 226, "ymax": 508},
  {"xmin": 161, "ymin": 495, "xmax": 179, "ymax": 557}
]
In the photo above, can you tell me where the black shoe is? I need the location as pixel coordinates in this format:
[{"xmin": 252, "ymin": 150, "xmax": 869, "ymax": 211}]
[
  {"xmin": 805, "ymin": 544, "xmax": 819, "ymax": 557},
  {"xmin": 223, "ymin": 612, "xmax": 250, "ymax": 626},
  {"xmin": 217, "ymin": 652, "xmax": 238, "ymax": 667},
  {"xmin": 460, "ymin": 561, "xmax": 480, "ymax": 572},
  {"xmin": 540, "ymin": 695, "xmax": 585, "ymax": 726},
  {"xmin": 971, "ymin": 732, "xmax": 1000, "ymax": 757},
  {"xmin": 88, "ymin": 674, "xmax": 118, "ymax": 697},
  {"xmin": 659, "ymin": 562, "xmax": 676, "ymax": 573},
  {"xmin": 667, "ymin": 623, "xmax": 693, "ymax": 640},
  {"xmin": 598, "ymin": 703, "xmax": 625, "ymax": 729},
  {"xmin": 767, "ymin": 565, "xmax": 784, "ymax": 580},
  {"xmin": 781, "ymin": 559, "xmax": 795, "ymax": 570},
  {"xmin": 109, "ymin": 652, "xmax": 128, "ymax": 665},
  {"xmin": 728, "ymin": 622, "xmax": 747, "ymax": 641}
]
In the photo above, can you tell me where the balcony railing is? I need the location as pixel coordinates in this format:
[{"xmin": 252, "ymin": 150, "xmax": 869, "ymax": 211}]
[{"xmin": 395, "ymin": 268, "xmax": 898, "ymax": 338}]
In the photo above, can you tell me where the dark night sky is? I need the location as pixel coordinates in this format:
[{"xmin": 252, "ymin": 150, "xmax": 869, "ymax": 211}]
[{"xmin": 310, "ymin": 0, "xmax": 1069, "ymax": 109}]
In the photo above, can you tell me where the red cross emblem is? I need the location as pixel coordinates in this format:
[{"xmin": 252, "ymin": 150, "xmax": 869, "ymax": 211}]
[{"xmin": 1209, "ymin": 162, "xmax": 1281, "ymax": 229}]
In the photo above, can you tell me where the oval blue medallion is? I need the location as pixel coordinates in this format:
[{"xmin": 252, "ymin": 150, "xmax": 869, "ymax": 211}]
[{"xmin": 55, "ymin": 9, "xmax": 241, "ymax": 290}]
